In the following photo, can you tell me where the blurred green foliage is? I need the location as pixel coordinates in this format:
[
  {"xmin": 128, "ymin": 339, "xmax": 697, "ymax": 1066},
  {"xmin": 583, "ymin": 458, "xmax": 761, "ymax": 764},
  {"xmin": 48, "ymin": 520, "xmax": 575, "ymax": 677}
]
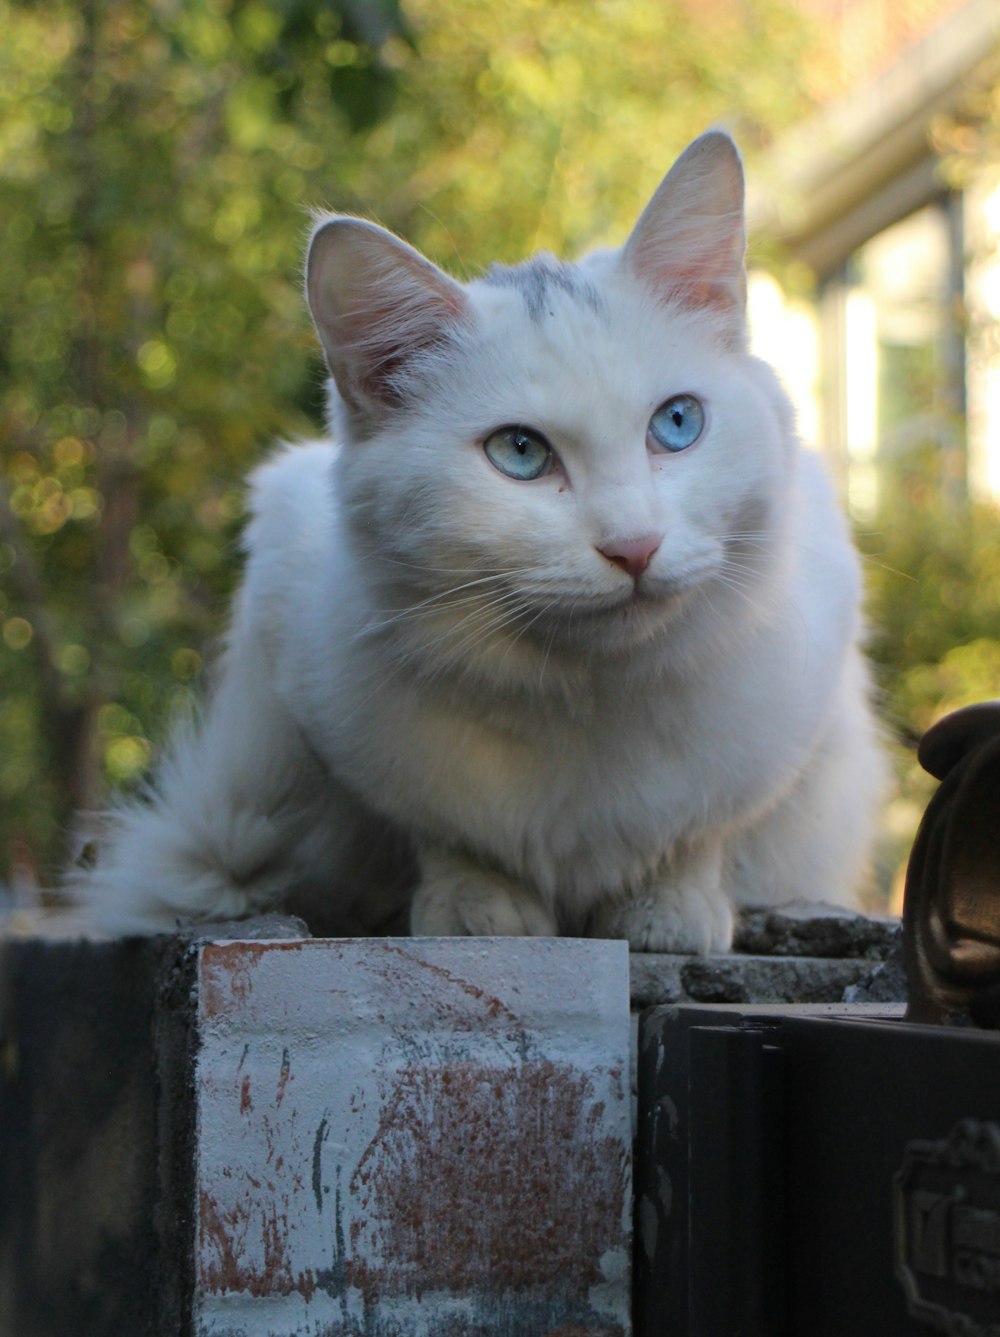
[
  {"xmin": 0, "ymin": 0, "xmax": 409, "ymax": 876},
  {"xmin": 859, "ymin": 468, "xmax": 1000, "ymax": 900}
]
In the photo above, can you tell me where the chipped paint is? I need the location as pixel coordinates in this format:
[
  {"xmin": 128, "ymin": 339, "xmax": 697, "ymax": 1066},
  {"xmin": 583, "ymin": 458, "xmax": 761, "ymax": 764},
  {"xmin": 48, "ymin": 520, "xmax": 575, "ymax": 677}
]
[{"xmin": 194, "ymin": 938, "xmax": 631, "ymax": 1335}]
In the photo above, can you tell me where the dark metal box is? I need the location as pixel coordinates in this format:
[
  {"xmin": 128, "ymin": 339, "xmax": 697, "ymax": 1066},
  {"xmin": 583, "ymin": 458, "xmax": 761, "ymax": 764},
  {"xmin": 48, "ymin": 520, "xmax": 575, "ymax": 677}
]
[{"xmin": 634, "ymin": 1003, "xmax": 1000, "ymax": 1337}]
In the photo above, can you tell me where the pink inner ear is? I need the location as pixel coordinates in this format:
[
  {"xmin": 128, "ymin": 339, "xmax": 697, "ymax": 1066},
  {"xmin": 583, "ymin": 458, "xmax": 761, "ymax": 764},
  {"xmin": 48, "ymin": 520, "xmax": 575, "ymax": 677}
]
[
  {"xmin": 662, "ymin": 266, "xmax": 744, "ymax": 314},
  {"xmin": 627, "ymin": 213, "xmax": 745, "ymax": 317},
  {"xmin": 627, "ymin": 249, "xmax": 745, "ymax": 320},
  {"xmin": 623, "ymin": 133, "xmax": 746, "ymax": 320},
  {"xmin": 343, "ymin": 277, "xmax": 466, "ymax": 409},
  {"xmin": 309, "ymin": 219, "xmax": 470, "ymax": 416}
]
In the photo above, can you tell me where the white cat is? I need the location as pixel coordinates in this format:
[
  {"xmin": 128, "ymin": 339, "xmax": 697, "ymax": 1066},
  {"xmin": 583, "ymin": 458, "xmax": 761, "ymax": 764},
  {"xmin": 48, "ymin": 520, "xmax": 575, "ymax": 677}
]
[{"xmin": 75, "ymin": 131, "xmax": 884, "ymax": 951}]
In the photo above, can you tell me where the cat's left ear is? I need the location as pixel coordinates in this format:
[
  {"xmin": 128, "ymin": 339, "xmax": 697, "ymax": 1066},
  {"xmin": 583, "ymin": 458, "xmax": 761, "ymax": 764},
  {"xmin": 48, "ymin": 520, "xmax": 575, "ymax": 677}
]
[
  {"xmin": 623, "ymin": 131, "xmax": 746, "ymax": 337},
  {"xmin": 306, "ymin": 215, "xmax": 470, "ymax": 430}
]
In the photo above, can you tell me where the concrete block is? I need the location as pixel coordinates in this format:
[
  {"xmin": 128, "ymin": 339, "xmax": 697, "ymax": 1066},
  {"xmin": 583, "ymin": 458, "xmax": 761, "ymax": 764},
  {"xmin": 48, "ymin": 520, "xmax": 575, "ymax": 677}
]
[
  {"xmin": 1, "ymin": 931, "xmax": 631, "ymax": 1336},
  {"xmin": 193, "ymin": 936, "xmax": 632, "ymax": 1336}
]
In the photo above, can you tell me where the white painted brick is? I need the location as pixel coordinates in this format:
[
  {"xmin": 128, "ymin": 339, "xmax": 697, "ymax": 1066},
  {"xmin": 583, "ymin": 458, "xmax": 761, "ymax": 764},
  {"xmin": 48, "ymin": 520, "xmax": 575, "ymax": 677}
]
[{"xmin": 194, "ymin": 937, "xmax": 632, "ymax": 1336}]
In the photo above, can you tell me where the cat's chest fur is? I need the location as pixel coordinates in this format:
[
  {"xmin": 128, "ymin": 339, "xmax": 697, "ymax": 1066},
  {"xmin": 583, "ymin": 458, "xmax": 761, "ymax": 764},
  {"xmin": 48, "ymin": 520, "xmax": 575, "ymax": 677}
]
[
  {"xmin": 244, "ymin": 418, "xmax": 851, "ymax": 905},
  {"xmin": 286, "ymin": 551, "xmax": 826, "ymax": 903}
]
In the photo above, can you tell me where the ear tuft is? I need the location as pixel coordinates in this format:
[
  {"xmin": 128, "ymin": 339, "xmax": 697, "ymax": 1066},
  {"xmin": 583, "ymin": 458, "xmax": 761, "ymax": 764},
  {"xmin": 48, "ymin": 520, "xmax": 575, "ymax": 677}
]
[
  {"xmin": 306, "ymin": 217, "xmax": 469, "ymax": 429},
  {"xmin": 623, "ymin": 131, "xmax": 746, "ymax": 331}
]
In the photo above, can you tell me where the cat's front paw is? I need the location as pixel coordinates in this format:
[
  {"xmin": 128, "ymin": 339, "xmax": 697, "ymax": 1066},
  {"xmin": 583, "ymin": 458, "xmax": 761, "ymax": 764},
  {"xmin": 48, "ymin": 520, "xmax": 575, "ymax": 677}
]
[
  {"xmin": 588, "ymin": 882, "xmax": 733, "ymax": 954},
  {"xmin": 411, "ymin": 855, "xmax": 558, "ymax": 938}
]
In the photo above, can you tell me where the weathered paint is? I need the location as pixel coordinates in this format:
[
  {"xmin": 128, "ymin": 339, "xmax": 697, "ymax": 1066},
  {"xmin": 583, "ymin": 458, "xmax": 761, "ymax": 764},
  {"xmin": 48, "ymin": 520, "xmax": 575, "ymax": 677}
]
[{"xmin": 194, "ymin": 937, "xmax": 632, "ymax": 1336}]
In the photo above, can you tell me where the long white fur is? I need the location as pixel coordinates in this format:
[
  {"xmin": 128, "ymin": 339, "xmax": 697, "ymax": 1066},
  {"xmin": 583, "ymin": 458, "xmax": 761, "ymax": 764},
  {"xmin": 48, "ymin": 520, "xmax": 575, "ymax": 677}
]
[{"xmin": 74, "ymin": 133, "xmax": 885, "ymax": 949}]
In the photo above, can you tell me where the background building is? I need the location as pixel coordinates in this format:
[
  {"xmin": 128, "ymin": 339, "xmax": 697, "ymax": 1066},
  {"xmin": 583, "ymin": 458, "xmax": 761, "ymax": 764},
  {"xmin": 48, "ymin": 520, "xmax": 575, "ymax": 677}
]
[{"xmin": 748, "ymin": 0, "xmax": 1000, "ymax": 516}]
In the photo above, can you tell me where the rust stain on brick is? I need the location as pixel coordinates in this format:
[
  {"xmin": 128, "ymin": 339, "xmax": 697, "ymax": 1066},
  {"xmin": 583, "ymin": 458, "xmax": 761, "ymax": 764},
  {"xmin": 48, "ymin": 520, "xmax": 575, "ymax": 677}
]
[
  {"xmin": 199, "ymin": 1189, "xmax": 318, "ymax": 1299},
  {"xmin": 199, "ymin": 1189, "xmax": 250, "ymax": 1293},
  {"xmin": 199, "ymin": 940, "xmax": 305, "ymax": 1018},
  {"xmin": 366, "ymin": 941, "xmax": 524, "ymax": 1032},
  {"xmin": 372, "ymin": 941, "xmax": 526, "ymax": 1028},
  {"xmin": 196, "ymin": 940, "xmax": 629, "ymax": 1329},
  {"xmin": 545, "ymin": 1328, "xmax": 614, "ymax": 1336},
  {"xmin": 346, "ymin": 1059, "xmax": 628, "ymax": 1305},
  {"xmin": 275, "ymin": 1046, "xmax": 292, "ymax": 1106}
]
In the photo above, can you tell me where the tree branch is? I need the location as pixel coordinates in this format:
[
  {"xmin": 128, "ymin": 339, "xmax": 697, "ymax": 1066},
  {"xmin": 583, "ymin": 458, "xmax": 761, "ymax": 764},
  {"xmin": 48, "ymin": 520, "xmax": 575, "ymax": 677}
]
[{"xmin": 0, "ymin": 475, "xmax": 69, "ymax": 715}]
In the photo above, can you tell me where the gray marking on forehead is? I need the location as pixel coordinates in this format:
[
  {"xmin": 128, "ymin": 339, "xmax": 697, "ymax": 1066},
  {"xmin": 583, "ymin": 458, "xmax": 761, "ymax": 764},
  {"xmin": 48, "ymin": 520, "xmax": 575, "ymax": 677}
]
[{"xmin": 484, "ymin": 254, "xmax": 605, "ymax": 323}]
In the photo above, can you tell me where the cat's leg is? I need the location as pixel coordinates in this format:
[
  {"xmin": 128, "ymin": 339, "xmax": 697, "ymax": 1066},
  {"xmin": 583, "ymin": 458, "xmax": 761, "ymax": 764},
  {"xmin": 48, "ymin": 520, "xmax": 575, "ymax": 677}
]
[
  {"xmin": 410, "ymin": 845, "xmax": 559, "ymax": 937},
  {"xmin": 587, "ymin": 836, "xmax": 732, "ymax": 953},
  {"xmin": 71, "ymin": 627, "xmax": 347, "ymax": 933}
]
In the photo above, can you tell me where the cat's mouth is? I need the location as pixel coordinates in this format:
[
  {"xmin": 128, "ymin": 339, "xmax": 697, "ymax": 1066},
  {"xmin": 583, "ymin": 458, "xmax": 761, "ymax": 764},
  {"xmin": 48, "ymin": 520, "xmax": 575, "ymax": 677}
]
[
  {"xmin": 545, "ymin": 570, "xmax": 708, "ymax": 633},
  {"xmin": 614, "ymin": 560, "xmax": 717, "ymax": 608}
]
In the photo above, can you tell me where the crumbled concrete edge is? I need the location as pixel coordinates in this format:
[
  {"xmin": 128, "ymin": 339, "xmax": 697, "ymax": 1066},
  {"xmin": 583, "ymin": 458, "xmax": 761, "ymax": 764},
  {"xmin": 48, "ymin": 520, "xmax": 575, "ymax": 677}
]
[
  {"xmin": 630, "ymin": 905, "xmax": 906, "ymax": 1009},
  {"xmin": 733, "ymin": 901, "xmax": 900, "ymax": 960},
  {"xmin": 173, "ymin": 913, "xmax": 311, "ymax": 942},
  {"xmin": 842, "ymin": 927, "xmax": 907, "ymax": 1004},
  {"xmin": 6, "ymin": 903, "xmax": 903, "ymax": 1013},
  {"xmin": 629, "ymin": 952, "xmax": 878, "ymax": 1009},
  {"xmin": 0, "ymin": 909, "xmax": 311, "ymax": 943}
]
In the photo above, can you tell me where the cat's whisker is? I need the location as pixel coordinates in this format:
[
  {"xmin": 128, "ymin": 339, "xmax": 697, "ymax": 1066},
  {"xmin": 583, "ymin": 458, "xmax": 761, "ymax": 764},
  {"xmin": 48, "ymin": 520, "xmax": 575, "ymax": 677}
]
[
  {"xmin": 495, "ymin": 598, "xmax": 561, "ymax": 678},
  {"xmin": 376, "ymin": 553, "xmax": 508, "ymax": 577},
  {"xmin": 358, "ymin": 561, "xmax": 568, "ymax": 641},
  {"xmin": 382, "ymin": 588, "xmax": 537, "ymax": 671},
  {"xmin": 724, "ymin": 527, "xmax": 918, "ymax": 585},
  {"xmin": 714, "ymin": 557, "xmax": 810, "ymax": 644},
  {"xmin": 333, "ymin": 581, "xmax": 542, "ymax": 721},
  {"xmin": 722, "ymin": 529, "xmax": 906, "ymax": 585},
  {"xmin": 694, "ymin": 580, "xmax": 771, "ymax": 664},
  {"xmin": 327, "ymin": 596, "xmax": 531, "ymax": 729},
  {"xmin": 536, "ymin": 619, "xmax": 561, "ymax": 688},
  {"xmin": 716, "ymin": 560, "xmax": 794, "ymax": 622},
  {"xmin": 359, "ymin": 575, "xmax": 517, "ymax": 636},
  {"xmin": 856, "ymin": 554, "xmax": 918, "ymax": 581},
  {"xmin": 435, "ymin": 593, "xmax": 541, "ymax": 659}
]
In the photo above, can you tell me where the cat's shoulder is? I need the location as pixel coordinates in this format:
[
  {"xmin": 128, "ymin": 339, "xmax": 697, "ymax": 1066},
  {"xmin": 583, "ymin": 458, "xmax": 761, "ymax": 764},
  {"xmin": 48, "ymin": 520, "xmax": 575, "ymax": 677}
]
[
  {"xmin": 796, "ymin": 445, "xmax": 848, "ymax": 526},
  {"xmin": 792, "ymin": 446, "xmax": 863, "ymax": 616},
  {"xmin": 248, "ymin": 439, "xmax": 339, "ymax": 513},
  {"xmin": 242, "ymin": 439, "xmax": 340, "ymax": 562}
]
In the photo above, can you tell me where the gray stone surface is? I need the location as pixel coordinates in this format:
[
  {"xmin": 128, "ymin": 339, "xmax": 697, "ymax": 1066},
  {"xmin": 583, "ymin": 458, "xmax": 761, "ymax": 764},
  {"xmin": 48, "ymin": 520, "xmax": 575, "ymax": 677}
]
[
  {"xmin": 177, "ymin": 912, "xmax": 310, "ymax": 941},
  {"xmin": 681, "ymin": 953, "xmax": 874, "ymax": 1004},
  {"xmin": 842, "ymin": 927, "xmax": 908, "ymax": 1003},
  {"xmin": 629, "ymin": 954, "xmax": 686, "ymax": 1008},
  {"xmin": 733, "ymin": 901, "xmax": 899, "ymax": 959},
  {"xmin": 630, "ymin": 905, "xmax": 904, "ymax": 1009},
  {"xmin": 630, "ymin": 952, "xmax": 875, "ymax": 1007}
]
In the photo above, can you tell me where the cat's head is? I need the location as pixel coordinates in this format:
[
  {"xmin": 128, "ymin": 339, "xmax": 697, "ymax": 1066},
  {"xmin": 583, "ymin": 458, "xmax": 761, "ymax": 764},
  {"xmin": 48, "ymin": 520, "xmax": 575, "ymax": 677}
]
[{"xmin": 305, "ymin": 131, "xmax": 798, "ymax": 675}]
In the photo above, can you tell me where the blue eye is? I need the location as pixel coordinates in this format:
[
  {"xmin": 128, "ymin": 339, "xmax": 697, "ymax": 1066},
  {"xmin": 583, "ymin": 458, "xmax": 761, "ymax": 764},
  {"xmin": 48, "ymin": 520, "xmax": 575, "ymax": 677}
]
[
  {"xmin": 648, "ymin": 394, "xmax": 705, "ymax": 453},
  {"xmin": 483, "ymin": 425, "xmax": 553, "ymax": 480}
]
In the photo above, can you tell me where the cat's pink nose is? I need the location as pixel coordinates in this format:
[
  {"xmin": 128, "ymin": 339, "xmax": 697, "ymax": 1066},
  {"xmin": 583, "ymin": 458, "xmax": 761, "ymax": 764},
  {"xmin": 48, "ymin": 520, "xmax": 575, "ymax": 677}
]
[{"xmin": 598, "ymin": 533, "xmax": 663, "ymax": 580}]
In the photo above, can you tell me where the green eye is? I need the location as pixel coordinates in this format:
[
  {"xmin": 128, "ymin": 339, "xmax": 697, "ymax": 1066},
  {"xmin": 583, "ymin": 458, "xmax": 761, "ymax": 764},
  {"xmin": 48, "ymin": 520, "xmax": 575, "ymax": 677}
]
[
  {"xmin": 483, "ymin": 425, "xmax": 553, "ymax": 480},
  {"xmin": 649, "ymin": 394, "xmax": 705, "ymax": 452}
]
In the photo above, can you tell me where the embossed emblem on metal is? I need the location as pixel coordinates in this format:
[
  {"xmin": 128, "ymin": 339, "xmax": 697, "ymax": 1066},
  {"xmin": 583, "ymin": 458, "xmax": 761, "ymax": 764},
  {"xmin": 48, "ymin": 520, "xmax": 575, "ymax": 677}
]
[{"xmin": 895, "ymin": 1119, "xmax": 1000, "ymax": 1334}]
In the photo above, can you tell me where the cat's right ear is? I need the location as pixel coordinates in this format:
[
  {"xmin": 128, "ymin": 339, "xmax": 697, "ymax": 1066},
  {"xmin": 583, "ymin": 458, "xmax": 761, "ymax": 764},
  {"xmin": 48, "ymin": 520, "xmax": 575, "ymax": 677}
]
[
  {"xmin": 623, "ymin": 131, "xmax": 746, "ymax": 340},
  {"xmin": 306, "ymin": 216, "xmax": 470, "ymax": 430}
]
